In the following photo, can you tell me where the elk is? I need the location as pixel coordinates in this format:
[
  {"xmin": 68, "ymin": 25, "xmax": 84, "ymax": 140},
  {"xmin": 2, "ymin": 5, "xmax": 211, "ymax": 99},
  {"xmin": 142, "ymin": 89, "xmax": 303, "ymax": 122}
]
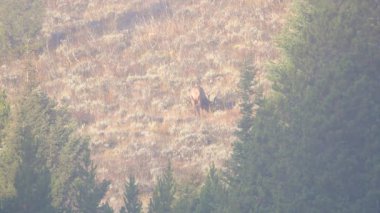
[{"xmin": 190, "ymin": 85, "xmax": 211, "ymax": 117}]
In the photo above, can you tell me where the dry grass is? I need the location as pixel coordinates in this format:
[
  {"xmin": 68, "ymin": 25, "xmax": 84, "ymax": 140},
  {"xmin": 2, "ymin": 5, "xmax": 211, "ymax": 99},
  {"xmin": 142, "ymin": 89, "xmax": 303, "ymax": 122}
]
[{"xmin": 0, "ymin": 0, "xmax": 291, "ymax": 210}]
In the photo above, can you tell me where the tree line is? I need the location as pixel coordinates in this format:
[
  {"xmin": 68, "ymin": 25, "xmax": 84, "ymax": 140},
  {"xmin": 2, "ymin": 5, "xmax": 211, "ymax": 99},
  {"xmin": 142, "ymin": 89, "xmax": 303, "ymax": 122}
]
[
  {"xmin": 1, "ymin": 0, "xmax": 379, "ymax": 212},
  {"xmin": 0, "ymin": 0, "xmax": 44, "ymax": 60},
  {"xmin": 117, "ymin": 0, "xmax": 380, "ymax": 212}
]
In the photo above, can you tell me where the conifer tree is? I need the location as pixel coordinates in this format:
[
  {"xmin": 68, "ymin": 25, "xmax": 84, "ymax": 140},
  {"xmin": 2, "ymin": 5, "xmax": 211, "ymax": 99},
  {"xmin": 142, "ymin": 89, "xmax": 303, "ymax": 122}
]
[
  {"xmin": 226, "ymin": 61, "xmax": 274, "ymax": 213},
  {"xmin": 228, "ymin": 61, "xmax": 256, "ymax": 180},
  {"xmin": 120, "ymin": 175, "xmax": 142, "ymax": 213},
  {"xmin": 226, "ymin": 0, "xmax": 380, "ymax": 212},
  {"xmin": 269, "ymin": 0, "xmax": 380, "ymax": 211},
  {"xmin": 0, "ymin": 92, "xmax": 13, "ymax": 209},
  {"xmin": 0, "ymin": 90, "xmax": 56, "ymax": 212},
  {"xmin": 148, "ymin": 161, "xmax": 176, "ymax": 213},
  {"xmin": 172, "ymin": 185, "xmax": 198, "ymax": 213},
  {"xmin": 0, "ymin": 0, "xmax": 45, "ymax": 59},
  {"xmin": 195, "ymin": 163, "xmax": 226, "ymax": 213},
  {"xmin": 0, "ymin": 89, "xmax": 110, "ymax": 212},
  {"xmin": 0, "ymin": 91, "xmax": 9, "ymax": 132}
]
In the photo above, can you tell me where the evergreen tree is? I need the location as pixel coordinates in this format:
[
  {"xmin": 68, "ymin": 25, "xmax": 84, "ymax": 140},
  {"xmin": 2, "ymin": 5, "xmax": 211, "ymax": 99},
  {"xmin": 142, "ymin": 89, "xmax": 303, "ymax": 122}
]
[
  {"xmin": 0, "ymin": 89, "xmax": 109, "ymax": 212},
  {"xmin": 172, "ymin": 185, "xmax": 198, "ymax": 213},
  {"xmin": 0, "ymin": 91, "xmax": 9, "ymax": 132},
  {"xmin": 0, "ymin": 92, "xmax": 12, "ymax": 209},
  {"xmin": 227, "ymin": 0, "xmax": 380, "ymax": 212},
  {"xmin": 226, "ymin": 61, "xmax": 274, "ymax": 213},
  {"xmin": 0, "ymin": 0, "xmax": 45, "ymax": 59},
  {"xmin": 120, "ymin": 175, "xmax": 142, "ymax": 213},
  {"xmin": 195, "ymin": 163, "xmax": 226, "ymax": 213},
  {"xmin": 228, "ymin": 60, "xmax": 256, "ymax": 180},
  {"xmin": 148, "ymin": 161, "xmax": 176, "ymax": 213},
  {"xmin": 236, "ymin": 61, "xmax": 255, "ymax": 140},
  {"xmin": 98, "ymin": 203, "xmax": 115, "ymax": 213},
  {"xmin": 269, "ymin": 0, "xmax": 380, "ymax": 211},
  {"xmin": 0, "ymin": 90, "xmax": 55, "ymax": 213}
]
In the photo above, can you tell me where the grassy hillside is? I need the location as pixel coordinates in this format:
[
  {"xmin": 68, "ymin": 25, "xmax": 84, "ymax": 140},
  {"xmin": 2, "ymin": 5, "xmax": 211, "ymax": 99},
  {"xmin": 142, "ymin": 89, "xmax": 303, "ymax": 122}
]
[{"xmin": 0, "ymin": 0, "xmax": 290, "ymax": 209}]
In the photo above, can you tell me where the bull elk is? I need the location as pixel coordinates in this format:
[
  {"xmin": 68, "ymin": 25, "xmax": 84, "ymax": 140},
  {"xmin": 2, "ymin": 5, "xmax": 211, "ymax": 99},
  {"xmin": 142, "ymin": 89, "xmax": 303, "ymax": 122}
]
[{"xmin": 190, "ymin": 85, "xmax": 211, "ymax": 117}]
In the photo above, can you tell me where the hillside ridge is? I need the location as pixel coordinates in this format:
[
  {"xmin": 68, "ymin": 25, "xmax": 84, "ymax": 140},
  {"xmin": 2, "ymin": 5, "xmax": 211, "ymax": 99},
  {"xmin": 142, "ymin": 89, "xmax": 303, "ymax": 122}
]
[{"xmin": 0, "ymin": 0, "xmax": 290, "ymax": 209}]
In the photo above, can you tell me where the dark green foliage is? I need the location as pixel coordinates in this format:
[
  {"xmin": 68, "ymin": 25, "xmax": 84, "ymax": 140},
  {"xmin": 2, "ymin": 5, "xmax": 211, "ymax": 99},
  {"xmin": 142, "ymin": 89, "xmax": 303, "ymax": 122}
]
[
  {"xmin": 0, "ymin": 90, "xmax": 109, "ymax": 212},
  {"xmin": 269, "ymin": 0, "xmax": 380, "ymax": 212},
  {"xmin": 195, "ymin": 164, "xmax": 226, "ymax": 213},
  {"xmin": 172, "ymin": 165, "xmax": 227, "ymax": 213},
  {"xmin": 226, "ymin": 61, "xmax": 272, "ymax": 213},
  {"xmin": 0, "ymin": 91, "xmax": 54, "ymax": 212},
  {"xmin": 0, "ymin": 0, "xmax": 45, "ymax": 59},
  {"xmin": 237, "ymin": 62, "xmax": 255, "ymax": 135},
  {"xmin": 99, "ymin": 203, "xmax": 115, "ymax": 213},
  {"xmin": 227, "ymin": 0, "xmax": 380, "ymax": 212},
  {"xmin": 50, "ymin": 135, "xmax": 109, "ymax": 212},
  {"xmin": 0, "ymin": 92, "xmax": 10, "ymax": 195},
  {"xmin": 0, "ymin": 92, "xmax": 9, "ymax": 132},
  {"xmin": 172, "ymin": 185, "xmax": 198, "ymax": 213},
  {"xmin": 148, "ymin": 161, "xmax": 176, "ymax": 213},
  {"xmin": 228, "ymin": 61, "xmax": 257, "ymax": 183},
  {"xmin": 120, "ymin": 175, "xmax": 142, "ymax": 213}
]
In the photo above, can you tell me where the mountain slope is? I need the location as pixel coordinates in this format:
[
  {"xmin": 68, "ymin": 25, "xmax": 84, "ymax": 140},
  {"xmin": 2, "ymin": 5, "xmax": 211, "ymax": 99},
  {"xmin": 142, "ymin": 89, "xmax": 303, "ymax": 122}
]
[{"xmin": 0, "ymin": 0, "xmax": 290, "ymax": 209}]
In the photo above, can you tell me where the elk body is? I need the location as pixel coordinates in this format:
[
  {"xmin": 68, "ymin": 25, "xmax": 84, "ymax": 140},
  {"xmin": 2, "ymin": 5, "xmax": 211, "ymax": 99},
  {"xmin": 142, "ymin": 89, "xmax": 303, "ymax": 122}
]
[{"xmin": 190, "ymin": 86, "xmax": 211, "ymax": 116}]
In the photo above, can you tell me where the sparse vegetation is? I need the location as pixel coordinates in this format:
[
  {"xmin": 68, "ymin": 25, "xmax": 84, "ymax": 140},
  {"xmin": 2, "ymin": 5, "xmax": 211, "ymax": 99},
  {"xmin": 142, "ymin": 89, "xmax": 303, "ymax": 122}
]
[
  {"xmin": 0, "ymin": 0, "xmax": 379, "ymax": 212},
  {"xmin": 0, "ymin": 0, "xmax": 290, "ymax": 209}
]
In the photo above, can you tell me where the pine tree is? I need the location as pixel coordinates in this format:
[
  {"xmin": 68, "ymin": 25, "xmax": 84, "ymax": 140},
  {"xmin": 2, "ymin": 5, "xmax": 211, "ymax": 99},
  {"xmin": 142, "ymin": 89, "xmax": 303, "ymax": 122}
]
[
  {"xmin": 0, "ymin": 0, "xmax": 45, "ymax": 59},
  {"xmin": 0, "ymin": 92, "xmax": 13, "ymax": 209},
  {"xmin": 226, "ymin": 60, "xmax": 275, "ymax": 213},
  {"xmin": 226, "ymin": 0, "xmax": 380, "ymax": 212},
  {"xmin": 0, "ymin": 90, "xmax": 57, "ymax": 212},
  {"xmin": 172, "ymin": 185, "xmax": 198, "ymax": 213},
  {"xmin": 227, "ymin": 61, "xmax": 256, "ymax": 184},
  {"xmin": 269, "ymin": 0, "xmax": 380, "ymax": 211},
  {"xmin": 229, "ymin": 0, "xmax": 380, "ymax": 212},
  {"xmin": 120, "ymin": 175, "xmax": 142, "ymax": 213},
  {"xmin": 0, "ymin": 91, "xmax": 9, "ymax": 132},
  {"xmin": 195, "ymin": 163, "xmax": 226, "ymax": 213},
  {"xmin": 0, "ymin": 89, "xmax": 110, "ymax": 212},
  {"xmin": 148, "ymin": 161, "xmax": 176, "ymax": 213},
  {"xmin": 229, "ymin": 60, "xmax": 266, "ymax": 174},
  {"xmin": 236, "ymin": 61, "xmax": 255, "ymax": 138}
]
